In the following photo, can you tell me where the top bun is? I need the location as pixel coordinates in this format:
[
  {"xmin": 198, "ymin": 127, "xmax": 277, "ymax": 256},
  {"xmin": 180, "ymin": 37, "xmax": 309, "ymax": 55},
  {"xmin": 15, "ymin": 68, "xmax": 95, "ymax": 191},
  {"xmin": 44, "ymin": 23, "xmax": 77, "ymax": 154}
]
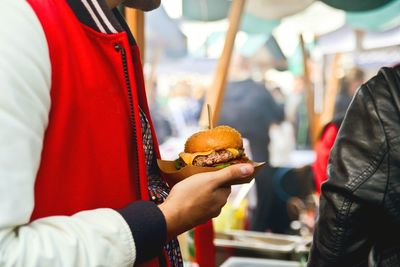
[{"xmin": 184, "ymin": 125, "xmax": 243, "ymax": 153}]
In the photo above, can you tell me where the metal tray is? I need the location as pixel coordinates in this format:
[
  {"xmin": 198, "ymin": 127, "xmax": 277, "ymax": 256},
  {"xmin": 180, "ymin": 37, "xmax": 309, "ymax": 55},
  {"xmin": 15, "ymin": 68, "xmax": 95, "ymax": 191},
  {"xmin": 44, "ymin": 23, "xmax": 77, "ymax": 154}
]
[
  {"xmin": 214, "ymin": 230, "xmax": 306, "ymax": 255},
  {"xmin": 220, "ymin": 257, "xmax": 301, "ymax": 267}
]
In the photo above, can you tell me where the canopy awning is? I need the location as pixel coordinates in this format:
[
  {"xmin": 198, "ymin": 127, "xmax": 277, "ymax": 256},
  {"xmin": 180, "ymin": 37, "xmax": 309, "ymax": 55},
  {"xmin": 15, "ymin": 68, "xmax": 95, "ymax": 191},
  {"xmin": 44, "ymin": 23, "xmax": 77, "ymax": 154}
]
[
  {"xmin": 345, "ymin": 0, "xmax": 400, "ymax": 32},
  {"xmin": 317, "ymin": 25, "xmax": 400, "ymax": 54},
  {"xmin": 320, "ymin": 0, "xmax": 395, "ymax": 11}
]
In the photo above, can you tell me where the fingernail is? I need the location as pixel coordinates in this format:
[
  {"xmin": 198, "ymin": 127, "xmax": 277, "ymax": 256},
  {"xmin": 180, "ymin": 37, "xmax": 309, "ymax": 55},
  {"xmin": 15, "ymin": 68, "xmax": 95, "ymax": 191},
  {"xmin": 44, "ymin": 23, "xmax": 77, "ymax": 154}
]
[{"xmin": 240, "ymin": 165, "xmax": 252, "ymax": 176}]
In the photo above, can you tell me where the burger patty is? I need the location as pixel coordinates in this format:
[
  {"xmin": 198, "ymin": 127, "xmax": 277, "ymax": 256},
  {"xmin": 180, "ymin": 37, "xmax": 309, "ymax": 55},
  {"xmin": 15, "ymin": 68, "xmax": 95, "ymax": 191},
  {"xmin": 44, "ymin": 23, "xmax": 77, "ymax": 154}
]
[{"xmin": 193, "ymin": 149, "xmax": 244, "ymax": 167}]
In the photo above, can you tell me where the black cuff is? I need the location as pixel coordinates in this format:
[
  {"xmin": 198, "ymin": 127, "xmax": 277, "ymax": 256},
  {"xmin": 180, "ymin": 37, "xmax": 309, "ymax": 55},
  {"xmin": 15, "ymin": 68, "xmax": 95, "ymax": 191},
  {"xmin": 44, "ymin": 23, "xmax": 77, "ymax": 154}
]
[{"xmin": 117, "ymin": 201, "xmax": 167, "ymax": 263}]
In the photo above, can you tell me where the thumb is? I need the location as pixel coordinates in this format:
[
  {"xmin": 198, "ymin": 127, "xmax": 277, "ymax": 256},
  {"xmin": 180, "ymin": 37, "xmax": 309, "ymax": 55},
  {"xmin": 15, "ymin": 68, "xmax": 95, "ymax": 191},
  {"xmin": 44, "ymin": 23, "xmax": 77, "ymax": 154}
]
[{"xmin": 211, "ymin": 163, "xmax": 254, "ymax": 187}]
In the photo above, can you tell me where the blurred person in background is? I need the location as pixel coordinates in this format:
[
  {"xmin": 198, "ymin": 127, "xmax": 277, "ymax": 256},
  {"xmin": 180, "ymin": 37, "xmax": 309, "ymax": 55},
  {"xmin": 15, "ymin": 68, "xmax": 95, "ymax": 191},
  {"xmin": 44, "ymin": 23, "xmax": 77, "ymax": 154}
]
[
  {"xmin": 312, "ymin": 67, "xmax": 365, "ymax": 195},
  {"xmin": 0, "ymin": 1, "xmax": 255, "ymax": 266},
  {"xmin": 166, "ymin": 80, "xmax": 203, "ymax": 137},
  {"xmin": 334, "ymin": 67, "xmax": 365, "ymax": 118},
  {"xmin": 308, "ymin": 65, "xmax": 400, "ymax": 266},
  {"xmin": 148, "ymin": 80, "xmax": 173, "ymax": 144},
  {"xmin": 285, "ymin": 76, "xmax": 311, "ymax": 149},
  {"xmin": 219, "ymin": 55, "xmax": 284, "ymax": 164},
  {"xmin": 218, "ymin": 54, "xmax": 284, "ymax": 230}
]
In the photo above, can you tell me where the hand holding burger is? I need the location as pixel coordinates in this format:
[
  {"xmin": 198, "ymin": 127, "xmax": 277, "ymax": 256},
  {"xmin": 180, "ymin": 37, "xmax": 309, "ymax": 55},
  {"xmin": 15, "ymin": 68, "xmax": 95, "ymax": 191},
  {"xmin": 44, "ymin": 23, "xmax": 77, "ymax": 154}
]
[
  {"xmin": 159, "ymin": 162, "xmax": 254, "ymax": 241},
  {"xmin": 157, "ymin": 126, "xmax": 258, "ymax": 240}
]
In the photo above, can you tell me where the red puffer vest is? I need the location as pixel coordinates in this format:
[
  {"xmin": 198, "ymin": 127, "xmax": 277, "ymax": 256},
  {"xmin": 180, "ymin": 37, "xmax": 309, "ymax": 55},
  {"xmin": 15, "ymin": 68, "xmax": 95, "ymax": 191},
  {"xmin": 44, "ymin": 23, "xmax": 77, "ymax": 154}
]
[{"xmin": 27, "ymin": 0, "xmax": 162, "ymax": 265}]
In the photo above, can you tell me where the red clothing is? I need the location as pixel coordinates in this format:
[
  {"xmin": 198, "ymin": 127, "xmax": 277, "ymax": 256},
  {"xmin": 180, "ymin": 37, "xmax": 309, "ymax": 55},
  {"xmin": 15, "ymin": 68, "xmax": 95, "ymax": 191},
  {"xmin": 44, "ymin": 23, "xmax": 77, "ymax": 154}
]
[
  {"xmin": 27, "ymin": 0, "xmax": 162, "ymax": 266},
  {"xmin": 312, "ymin": 123, "xmax": 339, "ymax": 194},
  {"xmin": 28, "ymin": 0, "xmax": 153, "ymax": 219},
  {"xmin": 194, "ymin": 220, "xmax": 216, "ymax": 267}
]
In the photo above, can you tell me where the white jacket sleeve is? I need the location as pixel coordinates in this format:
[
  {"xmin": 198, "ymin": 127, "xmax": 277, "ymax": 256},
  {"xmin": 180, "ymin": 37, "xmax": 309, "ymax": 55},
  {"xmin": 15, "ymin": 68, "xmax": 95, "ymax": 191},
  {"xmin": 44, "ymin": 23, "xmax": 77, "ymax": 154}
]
[{"xmin": 0, "ymin": 1, "xmax": 136, "ymax": 266}]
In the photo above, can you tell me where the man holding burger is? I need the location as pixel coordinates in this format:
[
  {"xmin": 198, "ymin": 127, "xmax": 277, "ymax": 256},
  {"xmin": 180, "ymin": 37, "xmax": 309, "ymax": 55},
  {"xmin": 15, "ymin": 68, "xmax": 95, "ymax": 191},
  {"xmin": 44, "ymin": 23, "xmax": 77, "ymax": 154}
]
[{"xmin": 0, "ymin": 0, "xmax": 254, "ymax": 266}]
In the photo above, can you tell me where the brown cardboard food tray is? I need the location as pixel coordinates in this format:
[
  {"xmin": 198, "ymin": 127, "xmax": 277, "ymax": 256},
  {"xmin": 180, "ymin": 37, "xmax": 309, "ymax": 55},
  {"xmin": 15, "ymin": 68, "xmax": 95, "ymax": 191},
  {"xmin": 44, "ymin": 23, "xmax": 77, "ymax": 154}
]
[{"xmin": 157, "ymin": 159, "xmax": 266, "ymax": 187}]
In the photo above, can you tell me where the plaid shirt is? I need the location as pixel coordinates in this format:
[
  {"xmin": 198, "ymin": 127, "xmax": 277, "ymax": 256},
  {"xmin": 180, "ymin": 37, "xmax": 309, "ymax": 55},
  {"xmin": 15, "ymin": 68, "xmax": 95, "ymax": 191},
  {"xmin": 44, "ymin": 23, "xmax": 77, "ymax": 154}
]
[{"xmin": 139, "ymin": 109, "xmax": 183, "ymax": 267}]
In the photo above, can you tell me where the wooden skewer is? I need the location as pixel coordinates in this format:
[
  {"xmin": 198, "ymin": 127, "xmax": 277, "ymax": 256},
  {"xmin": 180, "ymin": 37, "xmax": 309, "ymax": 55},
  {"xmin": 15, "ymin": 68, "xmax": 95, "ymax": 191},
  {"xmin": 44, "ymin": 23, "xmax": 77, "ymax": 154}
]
[{"xmin": 207, "ymin": 104, "xmax": 213, "ymax": 129}]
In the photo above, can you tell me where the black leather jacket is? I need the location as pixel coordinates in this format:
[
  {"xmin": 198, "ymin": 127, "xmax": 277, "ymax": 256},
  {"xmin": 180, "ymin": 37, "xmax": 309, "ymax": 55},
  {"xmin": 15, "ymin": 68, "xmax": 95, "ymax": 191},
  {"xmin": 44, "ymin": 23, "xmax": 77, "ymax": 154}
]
[{"xmin": 308, "ymin": 65, "xmax": 400, "ymax": 267}]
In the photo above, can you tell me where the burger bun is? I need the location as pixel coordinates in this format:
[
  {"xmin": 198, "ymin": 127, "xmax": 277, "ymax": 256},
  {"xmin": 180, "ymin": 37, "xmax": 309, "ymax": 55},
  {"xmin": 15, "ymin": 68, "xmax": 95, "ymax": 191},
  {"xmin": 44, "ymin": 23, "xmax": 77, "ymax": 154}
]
[{"xmin": 184, "ymin": 125, "xmax": 243, "ymax": 153}]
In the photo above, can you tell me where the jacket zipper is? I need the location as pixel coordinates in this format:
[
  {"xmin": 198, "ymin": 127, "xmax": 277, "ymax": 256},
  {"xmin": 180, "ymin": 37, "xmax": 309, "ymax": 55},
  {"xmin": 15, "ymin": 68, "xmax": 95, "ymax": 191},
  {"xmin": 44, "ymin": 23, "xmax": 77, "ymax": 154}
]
[{"xmin": 114, "ymin": 43, "xmax": 141, "ymax": 198}]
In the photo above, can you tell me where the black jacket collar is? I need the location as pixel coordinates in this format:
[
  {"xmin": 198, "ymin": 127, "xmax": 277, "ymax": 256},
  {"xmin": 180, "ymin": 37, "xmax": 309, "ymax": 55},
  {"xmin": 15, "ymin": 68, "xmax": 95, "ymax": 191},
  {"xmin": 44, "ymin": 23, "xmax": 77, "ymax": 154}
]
[
  {"xmin": 67, "ymin": 0, "xmax": 124, "ymax": 34},
  {"xmin": 67, "ymin": 0, "xmax": 137, "ymax": 44}
]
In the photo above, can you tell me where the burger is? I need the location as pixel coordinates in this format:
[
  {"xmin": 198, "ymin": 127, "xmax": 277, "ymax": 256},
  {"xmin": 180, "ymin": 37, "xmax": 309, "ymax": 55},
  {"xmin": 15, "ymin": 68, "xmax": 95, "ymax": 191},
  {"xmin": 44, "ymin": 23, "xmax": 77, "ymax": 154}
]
[{"xmin": 175, "ymin": 125, "xmax": 249, "ymax": 169}]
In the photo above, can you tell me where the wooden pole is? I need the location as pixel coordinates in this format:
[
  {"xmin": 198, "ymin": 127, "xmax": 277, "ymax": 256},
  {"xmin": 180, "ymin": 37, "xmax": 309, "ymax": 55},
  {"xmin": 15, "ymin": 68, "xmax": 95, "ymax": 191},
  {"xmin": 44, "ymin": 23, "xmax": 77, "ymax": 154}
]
[
  {"xmin": 125, "ymin": 8, "xmax": 145, "ymax": 62},
  {"xmin": 319, "ymin": 53, "xmax": 342, "ymax": 129},
  {"xmin": 199, "ymin": 0, "xmax": 246, "ymax": 128},
  {"xmin": 299, "ymin": 34, "xmax": 319, "ymax": 147}
]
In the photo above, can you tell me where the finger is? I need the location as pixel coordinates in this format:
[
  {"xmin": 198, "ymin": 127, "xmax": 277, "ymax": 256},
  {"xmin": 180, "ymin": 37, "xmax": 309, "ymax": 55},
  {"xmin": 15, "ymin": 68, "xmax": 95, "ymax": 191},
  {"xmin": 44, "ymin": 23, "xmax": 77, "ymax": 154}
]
[
  {"xmin": 213, "ymin": 188, "xmax": 232, "ymax": 217},
  {"xmin": 211, "ymin": 163, "xmax": 254, "ymax": 187},
  {"xmin": 215, "ymin": 186, "xmax": 231, "ymax": 200},
  {"xmin": 219, "ymin": 187, "xmax": 231, "ymax": 206}
]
